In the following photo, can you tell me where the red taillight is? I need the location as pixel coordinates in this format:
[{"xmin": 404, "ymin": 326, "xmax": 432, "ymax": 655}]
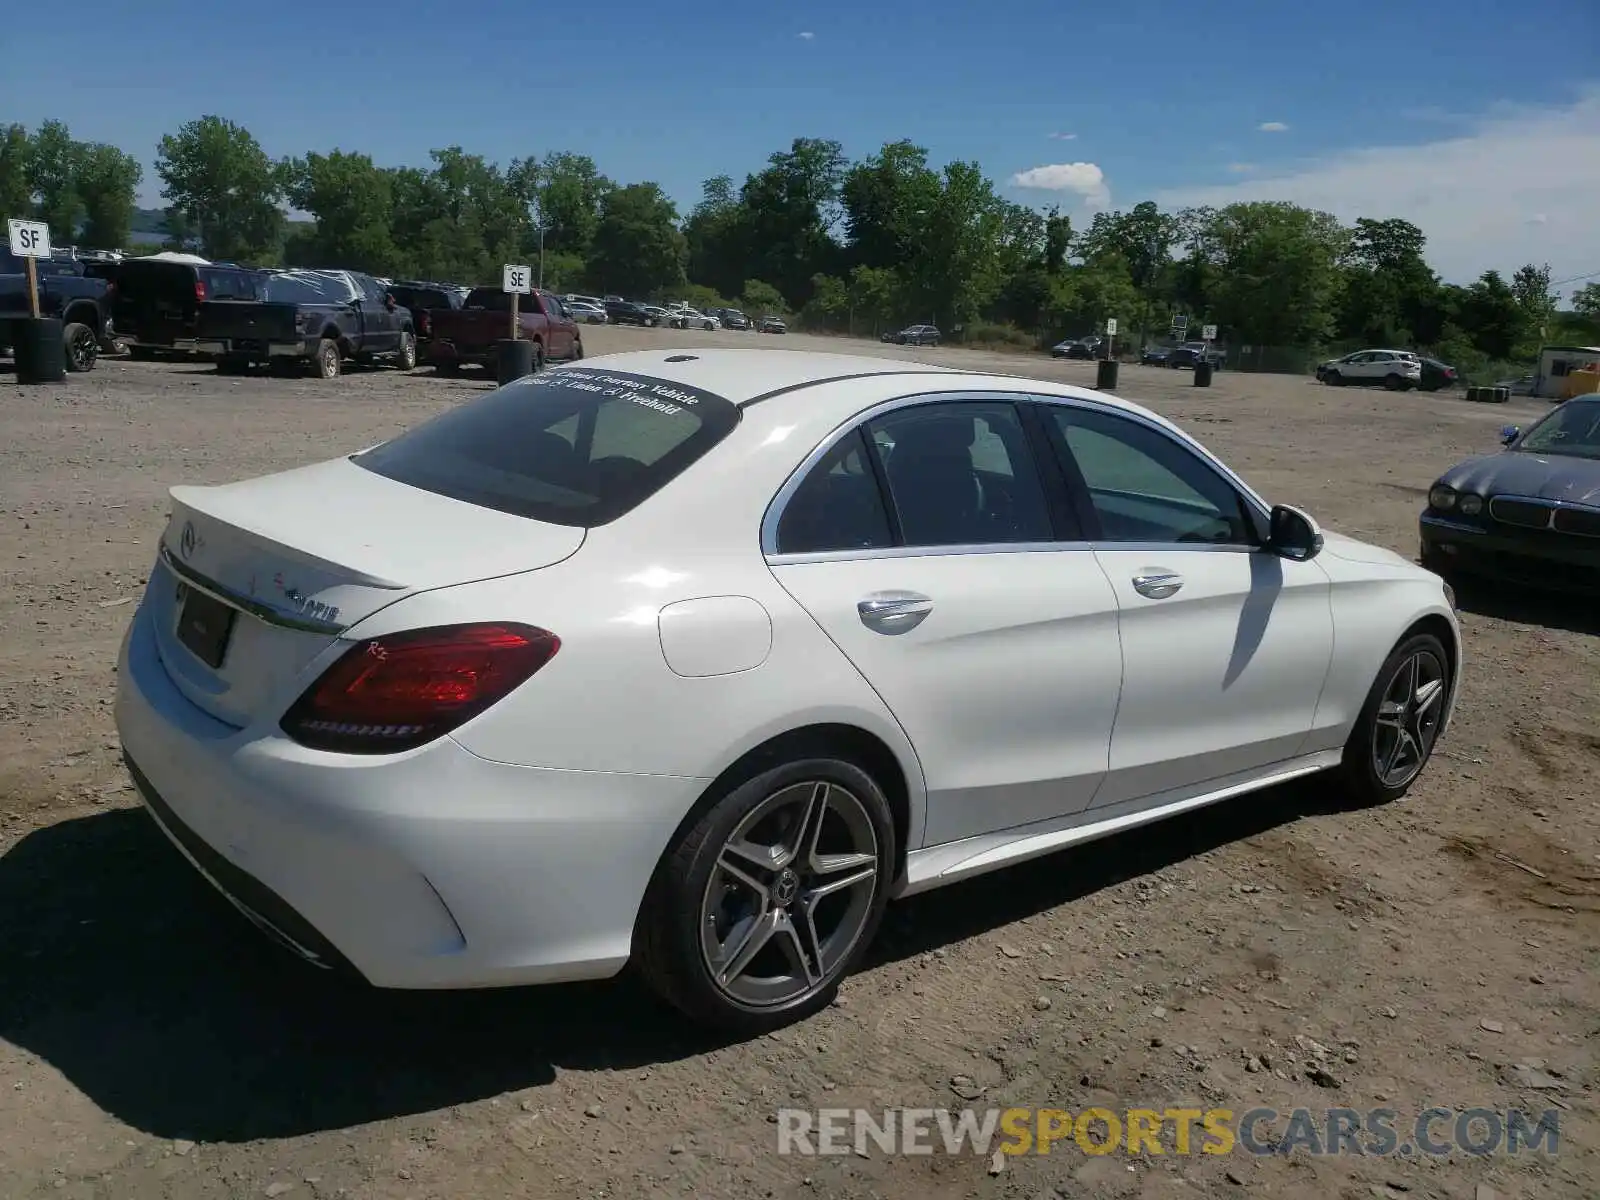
[
  {"xmin": 280, "ymin": 622, "xmax": 559, "ymax": 754},
  {"xmin": 195, "ymin": 279, "xmax": 207, "ymax": 301}
]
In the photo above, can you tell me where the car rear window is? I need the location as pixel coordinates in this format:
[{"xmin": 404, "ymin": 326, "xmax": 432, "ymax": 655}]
[
  {"xmin": 392, "ymin": 287, "xmax": 452, "ymax": 310},
  {"xmin": 199, "ymin": 268, "xmax": 265, "ymax": 300},
  {"xmin": 353, "ymin": 367, "xmax": 741, "ymax": 526},
  {"xmin": 464, "ymin": 288, "xmax": 518, "ymax": 310}
]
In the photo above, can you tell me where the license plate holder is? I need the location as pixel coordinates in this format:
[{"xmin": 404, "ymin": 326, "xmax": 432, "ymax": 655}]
[{"xmin": 176, "ymin": 584, "xmax": 237, "ymax": 669}]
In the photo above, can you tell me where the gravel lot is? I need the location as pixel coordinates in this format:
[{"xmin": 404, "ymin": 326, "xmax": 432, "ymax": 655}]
[{"xmin": 2, "ymin": 328, "xmax": 1596, "ymax": 1200}]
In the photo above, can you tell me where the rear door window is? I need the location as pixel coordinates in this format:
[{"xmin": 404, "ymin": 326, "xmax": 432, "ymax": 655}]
[
  {"xmin": 199, "ymin": 269, "xmax": 264, "ymax": 301},
  {"xmin": 354, "ymin": 367, "xmax": 741, "ymax": 526}
]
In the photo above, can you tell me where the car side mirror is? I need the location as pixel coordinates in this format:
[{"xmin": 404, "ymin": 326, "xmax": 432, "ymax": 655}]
[
  {"xmin": 1499, "ymin": 424, "xmax": 1520, "ymax": 445},
  {"xmin": 1268, "ymin": 504, "xmax": 1323, "ymax": 562}
]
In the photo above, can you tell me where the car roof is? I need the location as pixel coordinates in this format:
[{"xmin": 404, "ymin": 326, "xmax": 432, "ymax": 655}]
[{"xmin": 570, "ymin": 348, "xmax": 1176, "ymax": 428}]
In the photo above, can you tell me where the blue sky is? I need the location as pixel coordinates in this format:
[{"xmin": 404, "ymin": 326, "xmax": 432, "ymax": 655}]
[{"xmin": 3, "ymin": 0, "xmax": 1597, "ymax": 285}]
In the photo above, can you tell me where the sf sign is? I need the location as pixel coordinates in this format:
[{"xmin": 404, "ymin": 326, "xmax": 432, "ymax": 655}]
[{"xmin": 7, "ymin": 218, "xmax": 51, "ymax": 259}]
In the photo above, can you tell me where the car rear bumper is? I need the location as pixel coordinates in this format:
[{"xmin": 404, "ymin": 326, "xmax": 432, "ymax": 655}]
[
  {"xmin": 1420, "ymin": 515, "xmax": 1600, "ymax": 594},
  {"xmin": 114, "ymin": 600, "xmax": 705, "ymax": 989},
  {"xmin": 196, "ymin": 339, "xmax": 305, "ymax": 358}
]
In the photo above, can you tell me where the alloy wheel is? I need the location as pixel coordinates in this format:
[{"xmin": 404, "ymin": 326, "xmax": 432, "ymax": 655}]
[
  {"xmin": 699, "ymin": 779, "xmax": 880, "ymax": 1009},
  {"xmin": 1371, "ymin": 648, "xmax": 1447, "ymax": 789}
]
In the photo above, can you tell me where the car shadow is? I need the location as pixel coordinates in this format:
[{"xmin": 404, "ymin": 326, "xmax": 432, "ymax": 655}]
[
  {"xmin": 0, "ymin": 776, "xmax": 1348, "ymax": 1144},
  {"xmin": 1450, "ymin": 576, "xmax": 1600, "ymax": 637}
]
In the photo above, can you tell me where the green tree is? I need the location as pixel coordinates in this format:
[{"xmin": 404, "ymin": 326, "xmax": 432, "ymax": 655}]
[
  {"xmin": 904, "ymin": 160, "xmax": 1006, "ymax": 329},
  {"xmin": 1510, "ymin": 262, "xmax": 1557, "ymax": 353},
  {"xmin": 588, "ymin": 183, "xmax": 685, "ymax": 296},
  {"xmin": 279, "ymin": 150, "xmax": 395, "ymax": 272},
  {"xmin": 847, "ymin": 264, "xmax": 901, "ymax": 335},
  {"xmin": 738, "ymin": 137, "xmax": 847, "ymax": 306},
  {"xmin": 1457, "ymin": 270, "xmax": 1523, "ymax": 360},
  {"xmin": 27, "ymin": 120, "xmax": 83, "ymax": 240},
  {"xmin": 521, "ymin": 151, "xmax": 612, "ymax": 259},
  {"xmin": 1571, "ymin": 282, "xmax": 1600, "ymax": 317},
  {"xmin": 74, "ymin": 143, "xmax": 143, "ymax": 249},
  {"xmin": 841, "ymin": 140, "xmax": 942, "ymax": 273},
  {"xmin": 1202, "ymin": 201, "xmax": 1347, "ymax": 346},
  {"xmin": 156, "ymin": 116, "xmax": 284, "ymax": 261},
  {"xmin": 684, "ymin": 174, "xmax": 748, "ymax": 302},
  {"xmin": 739, "ymin": 279, "xmax": 788, "ymax": 317},
  {"xmin": 0, "ymin": 123, "xmax": 32, "ymax": 222}
]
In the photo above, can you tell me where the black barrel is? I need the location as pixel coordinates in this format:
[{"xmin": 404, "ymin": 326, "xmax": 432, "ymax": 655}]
[
  {"xmin": 497, "ymin": 338, "xmax": 536, "ymax": 386},
  {"xmin": 13, "ymin": 317, "xmax": 67, "ymax": 384},
  {"xmin": 1095, "ymin": 358, "xmax": 1119, "ymax": 390},
  {"xmin": 1193, "ymin": 360, "xmax": 1214, "ymax": 388}
]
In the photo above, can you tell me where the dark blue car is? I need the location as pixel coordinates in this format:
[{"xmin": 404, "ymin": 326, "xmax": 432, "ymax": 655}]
[{"xmin": 1420, "ymin": 394, "xmax": 1600, "ymax": 593}]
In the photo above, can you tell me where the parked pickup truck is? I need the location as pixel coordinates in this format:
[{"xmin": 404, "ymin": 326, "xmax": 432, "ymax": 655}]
[
  {"xmin": 192, "ymin": 268, "xmax": 418, "ymax": 378},
  {"xmin": 0, "ymin": 248, "xmax": 115, "ymax": 371},
  {"xmin": 426, "ymin": 288, "xmax": 582, "ymax": 374}
]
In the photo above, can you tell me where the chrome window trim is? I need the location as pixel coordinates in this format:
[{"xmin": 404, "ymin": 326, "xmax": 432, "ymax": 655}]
[
  {"xmin": 759, "ymin": 388, "xmax": 1275, "ymax": 562},
  {"xmin": 158, "ymin": 543, "xmax": 349, "ymax": 635}
]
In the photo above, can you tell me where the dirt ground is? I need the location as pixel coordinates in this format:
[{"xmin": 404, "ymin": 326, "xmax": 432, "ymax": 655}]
[{"xmin": 1, "ymin": 328, "xmax": 1595, "ymax": 1200}]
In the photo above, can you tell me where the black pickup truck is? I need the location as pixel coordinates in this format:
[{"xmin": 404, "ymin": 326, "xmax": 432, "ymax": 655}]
[
  {"xmin": 193, "ymin": 268, "xmax": 418, "ymax": 378},
  {"xmin": 0, "ymin": 248, "xmax": 115, "ymax": 371}
]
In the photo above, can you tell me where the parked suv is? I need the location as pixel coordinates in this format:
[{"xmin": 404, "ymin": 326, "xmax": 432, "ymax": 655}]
[
  {"xmin": 1317, "ymin": 349, "xmax": 1422, "ymax": 391},
  {"xmin": 882, "ymin": 324, "xmax": 941, "ymax": 346},
  {"xmin": 100, "ymin": 255, "xmax": 266, "ymax": 357}
]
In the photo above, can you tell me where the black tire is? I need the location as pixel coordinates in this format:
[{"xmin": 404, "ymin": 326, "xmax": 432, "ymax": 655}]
[
  {"xmin": 435, "ymin": 359, "xmax": 460, "ymax": 376},
  {"xmin": 214, "ymin": 355, "xmax": 250, "ymax": 375},
  {"xmin": 1384, "ymin": 373, "xmax": 1406, "ymax": 391},
  {"xmin": 1324, "ymin": 370, "xmax": 1343, "ymax": 386},
  {"xmin": 395, "ymin": 329, "xmax": 417, "ymax": 370},
  {"xmin": 635, "ymin": 756, "xmax": 896, "ymax": 1033},
  {"xmin": 1339, "ymin": 632, "xmax": 1452, "ymax": 806},
  {"xmin": 530, "ymin": 342, "xmax": 545, "ymax": 374},
  {"xmin": 315, "ymin": 338, "xmax": 341, "ymax": 379},
  {"xmin": 62, "ymin": 322, "xmax": 98, "ymax": 372},
  {"xmin": 572, "ymin": 338, "xmax": 584, "ymax": 361},
  {"xmin": 127, "ymin": 345, "xmax": 156, "ymax": 361}
]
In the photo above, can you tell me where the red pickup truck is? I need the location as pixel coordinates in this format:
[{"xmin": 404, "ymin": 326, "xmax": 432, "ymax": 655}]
[{"xmin": 425, "ymin": 287, "xmax": 583, "ymax": 374}]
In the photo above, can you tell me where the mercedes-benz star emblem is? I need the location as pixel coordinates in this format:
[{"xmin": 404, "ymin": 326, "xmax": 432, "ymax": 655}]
[
  {"xmin": 178, "ymin": 521, "xmax": 197, "ymax": 560},
  {"xmin": 774, "ymin": 869, "xmax": 800, "ymax": 906}
]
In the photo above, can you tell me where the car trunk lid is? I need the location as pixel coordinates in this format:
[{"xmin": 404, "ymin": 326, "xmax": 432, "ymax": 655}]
[{"xmin": 151, "ymin": 456, "xmax": 585, "ymax": 728}]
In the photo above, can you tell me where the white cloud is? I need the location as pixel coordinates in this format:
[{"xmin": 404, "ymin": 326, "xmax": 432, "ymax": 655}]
[
  {"xmin": 1156, "ymin": 87, "xmax": 1600, "ymax": 287},
  {"xmin": 1226, "ymin": 162, "xmax": 1256, "ymax": 174},
  {"xmin": 1048, "ymin": 131, "xmax": 1078, "ymax": 140},
  {"xmin": 1257, "ymin": 121, "xmax": 1290, "ymax": 133},
  {"xmin": 797, "ymin": 30, "xmax": 815, "ymax": 39},
  {"xmin": 1009, "ymin": 161, "xmax": 1111, "ymax": 208}
]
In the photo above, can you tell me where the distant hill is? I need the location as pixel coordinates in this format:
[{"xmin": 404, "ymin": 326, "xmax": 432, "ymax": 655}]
[
  {"xmin": 127, "ymin": 205, "xmax": 311, "ymax": 246},
  {"xmin": 130, "ymin": 206, "xmax": 169, "ymax": 235}
]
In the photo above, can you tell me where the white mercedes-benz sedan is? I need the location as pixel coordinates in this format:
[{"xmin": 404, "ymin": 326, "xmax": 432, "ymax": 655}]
[{"xmin": 115, "ymin": 349, "xmax": 1460, "ymax": 1031}]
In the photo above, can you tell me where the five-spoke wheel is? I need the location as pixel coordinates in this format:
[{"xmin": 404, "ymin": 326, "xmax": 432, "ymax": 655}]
[
  {"xmin": 637, "ymin": 757, "xmax": 894, "ymax": 1032},
  {"xmin": 1343, "ymin": 631, "xmax": 1452, "ymax": 804}
]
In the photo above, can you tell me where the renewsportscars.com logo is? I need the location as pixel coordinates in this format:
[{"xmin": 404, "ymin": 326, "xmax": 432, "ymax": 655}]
[{"xmin": 776, "ymin": 1106, "xmax": 1562, "ymax": 1159}]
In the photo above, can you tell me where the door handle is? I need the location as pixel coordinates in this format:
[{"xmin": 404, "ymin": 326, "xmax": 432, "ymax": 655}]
[
  {"xmin": 1131, "ymin": 571, "xmax": 1184, "ymax": 600},
  {"xmin": 857, "ymin": 591, "xmax": 933, "ymax": 635}
]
